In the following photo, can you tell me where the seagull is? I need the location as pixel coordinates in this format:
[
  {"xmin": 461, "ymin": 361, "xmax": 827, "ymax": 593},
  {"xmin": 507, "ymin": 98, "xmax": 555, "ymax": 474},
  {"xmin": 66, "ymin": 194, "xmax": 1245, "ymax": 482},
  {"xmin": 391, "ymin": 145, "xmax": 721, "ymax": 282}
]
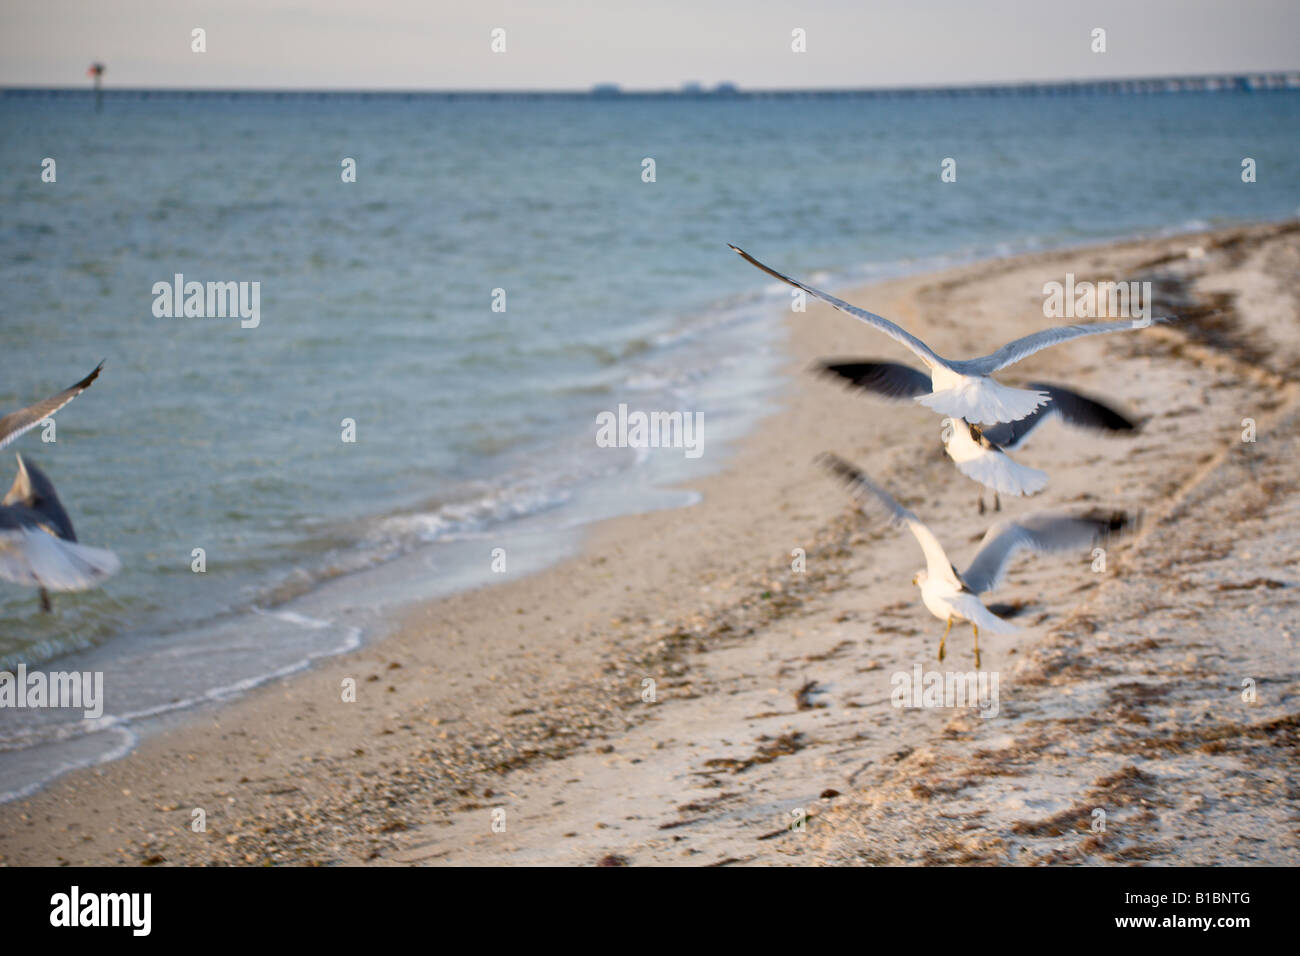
[
  {"xmin": 1, "ymin": 361, "xmax": 104, "ymax": 449},
  {"xmin": 818, "ymin": 453, "xmax": 1136, "ymax": 667},
  {"xmin": 817, "ymin": 359, "xmax": 1140, "ymax": 512},
  {"xmin": 0, "ymin": 455, "xmax": 120, "ymax": 612},
  {"xmin": 730, "ymin": 245, "xmax": 1168, "ymax": 424}
]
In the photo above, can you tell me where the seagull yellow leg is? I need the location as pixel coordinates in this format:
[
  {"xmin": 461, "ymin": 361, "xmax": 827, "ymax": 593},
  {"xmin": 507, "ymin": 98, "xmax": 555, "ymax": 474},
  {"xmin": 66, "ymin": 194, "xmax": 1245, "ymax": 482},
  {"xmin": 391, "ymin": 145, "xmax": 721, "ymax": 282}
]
[
  {"xmin": 939, "ymin": 616, "xmax": 952, "ymax": 662},
  {"xmin": 972, "ymin": 623, "xmax": 981, "ymax": 670}
]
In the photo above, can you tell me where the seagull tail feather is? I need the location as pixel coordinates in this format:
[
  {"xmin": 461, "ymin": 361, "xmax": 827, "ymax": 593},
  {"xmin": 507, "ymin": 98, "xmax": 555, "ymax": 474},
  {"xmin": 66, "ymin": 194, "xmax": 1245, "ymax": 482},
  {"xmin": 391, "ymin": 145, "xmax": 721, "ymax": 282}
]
[
  {"xmin": 952, "ymin": 452, "xmax": 1048, "ymax": 497},
  {"xmin": 918, "ymin": 380, "xmax": 1048, "ymax": 425},
  {"xmin": 962, "ymin": 596, "xmax": 1021, "ymax": 635}
]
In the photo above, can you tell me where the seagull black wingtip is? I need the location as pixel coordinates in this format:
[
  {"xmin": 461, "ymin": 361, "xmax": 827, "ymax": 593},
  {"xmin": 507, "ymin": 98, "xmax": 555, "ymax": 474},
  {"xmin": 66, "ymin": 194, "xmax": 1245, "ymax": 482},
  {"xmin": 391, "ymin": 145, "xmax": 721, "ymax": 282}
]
[
  {"xmin": 75, "ymin": 361, "xmax": 106, "ymax": 391},
  {"xmin": 814, "ymin": 451, "xmax": 860, "ymax": 485},
  {"xmin": 1078, "ymin": 508, "xmax": 1141, "ymax": 537}
]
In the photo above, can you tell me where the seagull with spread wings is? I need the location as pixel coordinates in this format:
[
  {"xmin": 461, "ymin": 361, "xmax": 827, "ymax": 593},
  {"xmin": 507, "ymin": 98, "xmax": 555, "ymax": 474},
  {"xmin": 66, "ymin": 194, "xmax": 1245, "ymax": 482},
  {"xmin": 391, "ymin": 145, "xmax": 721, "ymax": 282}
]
[
  {"xmin": 0, "ymin": 361, "xmax": 104, "ymax": 449},
  {"xmin": 0, "ymin": 362, "xmax": 114, "ymax": 611},
  {"xmin": 819, "ymin": 453, "xmax": 1136, "ymax": 667},
  {"xmin": 731, "ymin": 245, "xmax": 1167, "ymax": 424},
  {"xmin": 0, "ymin": 455, "xmax": 120, "ymax": 612},
  {"xmin": 817, "ymin": 359, "xmax": 1140, "ymax": 512}
]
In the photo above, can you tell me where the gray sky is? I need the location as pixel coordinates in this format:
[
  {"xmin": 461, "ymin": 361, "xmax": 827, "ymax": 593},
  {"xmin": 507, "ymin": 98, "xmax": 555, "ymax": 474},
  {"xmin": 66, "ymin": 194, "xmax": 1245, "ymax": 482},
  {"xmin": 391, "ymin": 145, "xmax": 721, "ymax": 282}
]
[{"xmin": 3, "ymin": 0, "xmax": 1297, "ymax": 90}]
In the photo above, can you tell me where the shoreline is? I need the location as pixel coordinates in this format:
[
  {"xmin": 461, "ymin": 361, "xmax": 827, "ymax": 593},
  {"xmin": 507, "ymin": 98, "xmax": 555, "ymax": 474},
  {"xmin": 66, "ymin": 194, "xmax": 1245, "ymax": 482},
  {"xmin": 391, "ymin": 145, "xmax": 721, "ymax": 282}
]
[
  {"xmin": 0, "ymin": 213, "xmax": 1241, "ymax": 805},
  {"xmin": 1, "ymin": 219, "xmax": 1297, "ymax": 865}
]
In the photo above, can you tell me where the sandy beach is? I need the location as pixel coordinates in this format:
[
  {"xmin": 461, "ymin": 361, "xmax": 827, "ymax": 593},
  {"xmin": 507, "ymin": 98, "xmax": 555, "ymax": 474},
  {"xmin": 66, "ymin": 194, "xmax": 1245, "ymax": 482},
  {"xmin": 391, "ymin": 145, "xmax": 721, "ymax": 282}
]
[{"xmin": 2, "ymin": 219, "xmax": 1296, "ymax": 867}]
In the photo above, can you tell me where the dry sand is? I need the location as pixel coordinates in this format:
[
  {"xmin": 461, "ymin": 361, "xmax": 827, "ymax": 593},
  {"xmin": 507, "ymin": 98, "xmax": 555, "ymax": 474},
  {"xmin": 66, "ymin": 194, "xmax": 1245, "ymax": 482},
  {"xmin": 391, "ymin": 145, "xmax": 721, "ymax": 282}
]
[{"xmin": 1, "ymin": 220, "xmax": 1296, "ymax": 866}]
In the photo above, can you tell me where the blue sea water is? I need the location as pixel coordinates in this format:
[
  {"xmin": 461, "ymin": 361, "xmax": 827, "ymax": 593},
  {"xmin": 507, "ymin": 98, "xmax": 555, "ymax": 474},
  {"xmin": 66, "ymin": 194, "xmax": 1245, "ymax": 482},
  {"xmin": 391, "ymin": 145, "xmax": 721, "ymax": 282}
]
[{"xmin": 1, "ymin": 88, "xmax": 1298, "ymax": 797}]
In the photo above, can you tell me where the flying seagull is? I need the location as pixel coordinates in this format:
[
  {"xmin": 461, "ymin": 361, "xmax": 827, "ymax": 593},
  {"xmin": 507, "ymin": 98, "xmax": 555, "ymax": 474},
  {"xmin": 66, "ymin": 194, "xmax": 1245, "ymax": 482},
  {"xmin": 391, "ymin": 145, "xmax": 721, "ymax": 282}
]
[
  {"xmin": 818, "ymin": 453, "xmax": 1135, "ymax": 667},
  {"xmin": 817, "ymin": 359, "xmax": 1140, "ymax": 512},
  {"xmin": 0, "ymin": 361, "xmax": 104, "ymax": 450},
  {"xmin": 730, "ymin": 245, "xmax": 1168, "ymax": 424},
  {"xmin": 0, "ymin": 455, "xmax": 120, "ymax": 612}
]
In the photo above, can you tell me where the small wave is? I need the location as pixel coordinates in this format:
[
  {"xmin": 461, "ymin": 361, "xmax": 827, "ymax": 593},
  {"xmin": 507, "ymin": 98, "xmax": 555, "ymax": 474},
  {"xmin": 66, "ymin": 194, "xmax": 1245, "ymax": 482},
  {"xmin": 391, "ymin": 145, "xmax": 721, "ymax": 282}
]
[
  {"xmin": 253, "ymin": 608, "xmax": 334, "ymax": 630},
  {"xmin": 374, "ymin": 483, "xmax": 574, "ymax": 547},
  {"xmin": 0, "ymin": 726, "xmax": 137, "ymax": 804},
  {"xmin": 0, "ymin": 614, "xmax": 365, "ymax": 803}
]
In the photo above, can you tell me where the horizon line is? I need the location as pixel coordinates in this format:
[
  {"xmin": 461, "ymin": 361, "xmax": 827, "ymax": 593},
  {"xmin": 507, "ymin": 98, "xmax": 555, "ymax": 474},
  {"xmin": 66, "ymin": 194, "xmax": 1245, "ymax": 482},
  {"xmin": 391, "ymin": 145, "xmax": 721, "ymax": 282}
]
[{"xmin": 5, "ymin": 68, "xmax": 1300, "ymax": 98}]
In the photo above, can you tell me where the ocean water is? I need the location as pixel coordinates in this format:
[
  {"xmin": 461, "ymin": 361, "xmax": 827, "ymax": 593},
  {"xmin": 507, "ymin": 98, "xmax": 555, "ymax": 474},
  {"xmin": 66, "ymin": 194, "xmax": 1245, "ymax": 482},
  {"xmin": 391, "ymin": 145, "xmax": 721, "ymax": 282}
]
[{"xmin": 1, "ymin": 88, "xmax": 1298, "ymax": 798}]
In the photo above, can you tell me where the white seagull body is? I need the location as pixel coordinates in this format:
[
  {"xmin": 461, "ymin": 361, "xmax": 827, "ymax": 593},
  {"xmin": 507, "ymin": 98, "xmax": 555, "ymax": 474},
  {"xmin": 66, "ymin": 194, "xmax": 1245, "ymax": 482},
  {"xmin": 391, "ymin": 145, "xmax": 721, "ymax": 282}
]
[
  {"xmin": 731, "ymin": 245, "xmax": 1167, "ymax": 424},
  {"xmin": 815, "ymin": 359, "xmax": 1139, "ymax": 505},
  {"xmin": 819, "ymin": 453, "xmax": 1135, "ymax": 666},
  {"xmin": 943, "ymin": 418, "xmax": 1048, "ymax": 498}
]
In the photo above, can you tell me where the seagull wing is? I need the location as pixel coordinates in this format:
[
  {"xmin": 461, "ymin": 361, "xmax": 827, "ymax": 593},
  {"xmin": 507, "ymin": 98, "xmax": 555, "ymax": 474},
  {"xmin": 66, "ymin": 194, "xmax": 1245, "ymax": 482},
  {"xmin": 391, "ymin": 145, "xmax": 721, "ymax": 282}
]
[
  {"xmin": 816, "ymin": 359, "xmax": 933, "ymax": 401},
  {"xmin": 731, "ymin": 246, "xmax": 948, "ymax": 369},
  {"xmin": 959, "ymin": 319, "xmax": 1170, "ymax": 375},
  {"xmin": 818, "ymin": 453, "xmax": 962, "ymax": 588},
  {"xmin": 960, "ymin": 510, "xmax": 1136, "ymax": 595},
  {"xmin": 0, "ymin": 361, "xmax": 104, "ymax": 450},
  {"xmin": 981, "ymin": 382, "xmax": 1139, "ymax": 450}
]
